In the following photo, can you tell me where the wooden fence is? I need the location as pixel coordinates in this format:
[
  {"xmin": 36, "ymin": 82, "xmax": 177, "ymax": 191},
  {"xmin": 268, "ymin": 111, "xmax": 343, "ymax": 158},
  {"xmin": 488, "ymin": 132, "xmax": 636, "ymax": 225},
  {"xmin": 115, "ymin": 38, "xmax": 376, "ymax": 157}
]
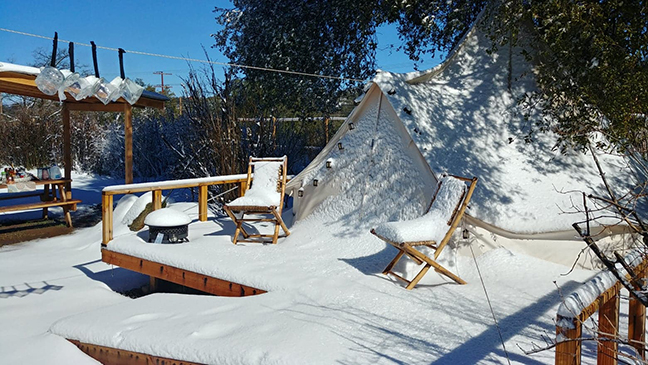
[
  {"xmin": 555, "ymin": 256, "xmax": 648, "ymax": 365},
  {"xmin": 101, "ymin": 174, "xmax": 248, "ymax": 245}
]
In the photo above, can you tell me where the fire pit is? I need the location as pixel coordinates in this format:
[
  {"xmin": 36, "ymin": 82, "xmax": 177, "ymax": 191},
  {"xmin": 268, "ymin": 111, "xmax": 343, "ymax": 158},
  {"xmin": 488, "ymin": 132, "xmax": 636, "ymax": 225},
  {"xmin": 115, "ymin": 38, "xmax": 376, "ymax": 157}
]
[{"xmin": 144, "ymin": 208, "xmax": 192, "ymax": 244}]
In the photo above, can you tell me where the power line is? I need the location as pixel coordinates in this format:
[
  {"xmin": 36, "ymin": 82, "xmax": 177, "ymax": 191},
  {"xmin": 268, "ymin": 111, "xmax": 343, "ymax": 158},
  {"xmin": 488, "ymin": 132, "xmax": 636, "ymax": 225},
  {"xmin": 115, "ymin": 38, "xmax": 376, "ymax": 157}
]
[{"xmin": 0, "ymin": 27, "xmax": 366, "ymax": 83}]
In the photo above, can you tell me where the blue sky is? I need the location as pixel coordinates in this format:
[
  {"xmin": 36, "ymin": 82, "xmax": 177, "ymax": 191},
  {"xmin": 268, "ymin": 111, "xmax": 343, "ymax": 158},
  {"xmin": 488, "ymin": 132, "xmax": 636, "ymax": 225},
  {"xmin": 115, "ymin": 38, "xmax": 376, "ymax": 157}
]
[{"xmin": 0, "ymin": 1, "xmax": 441, "ymax": 92}]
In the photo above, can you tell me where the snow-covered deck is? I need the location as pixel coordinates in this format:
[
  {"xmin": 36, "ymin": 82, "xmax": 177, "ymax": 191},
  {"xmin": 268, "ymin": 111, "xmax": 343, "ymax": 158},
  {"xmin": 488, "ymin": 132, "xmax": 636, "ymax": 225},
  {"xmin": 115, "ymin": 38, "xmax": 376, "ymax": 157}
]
[{"xmin": 46, "ymin": 200, "xmax": 604, "ymax": 364}]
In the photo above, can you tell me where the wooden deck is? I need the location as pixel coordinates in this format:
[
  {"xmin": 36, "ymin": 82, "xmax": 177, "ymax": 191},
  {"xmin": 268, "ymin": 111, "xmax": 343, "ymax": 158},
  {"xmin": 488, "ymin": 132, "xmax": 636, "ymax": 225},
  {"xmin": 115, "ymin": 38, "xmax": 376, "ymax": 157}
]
[
  {"xmin": 69, "ymin": 339, "xmax": 202, "ymax": 365},
  {"xmin": 101, "ymin": 249, "xmax": 266, "ymax": 297},
  {"xmin": 76, "ymin": 248, "xmax": 266, "ymax": 363}
]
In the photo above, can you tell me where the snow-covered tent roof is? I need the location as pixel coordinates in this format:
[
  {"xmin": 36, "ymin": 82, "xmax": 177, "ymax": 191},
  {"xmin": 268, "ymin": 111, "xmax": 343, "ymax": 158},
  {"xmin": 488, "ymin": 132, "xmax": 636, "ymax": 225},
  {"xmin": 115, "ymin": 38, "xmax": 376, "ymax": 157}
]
[{"xmin": 287, "ymin": 22, "xmax": 629, "ymax": 235}]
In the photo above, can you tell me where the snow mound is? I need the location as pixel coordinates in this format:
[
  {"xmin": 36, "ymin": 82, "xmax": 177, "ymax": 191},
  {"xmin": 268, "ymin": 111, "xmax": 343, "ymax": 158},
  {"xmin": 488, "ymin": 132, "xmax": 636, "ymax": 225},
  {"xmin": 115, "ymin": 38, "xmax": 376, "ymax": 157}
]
[
  {"xmin": 144, "ymin": 208, "xmax": 191, "ymax": 227},
  {"xmin": 122, "ymin": 192, "xmax": 154, "ymax": 226}
]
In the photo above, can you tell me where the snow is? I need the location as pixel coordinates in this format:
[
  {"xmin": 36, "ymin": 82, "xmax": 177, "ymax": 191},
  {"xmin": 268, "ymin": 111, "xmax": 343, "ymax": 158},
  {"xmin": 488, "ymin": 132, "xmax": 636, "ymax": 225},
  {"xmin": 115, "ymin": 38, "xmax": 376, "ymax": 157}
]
[
  {"xmin": 373, "ymin": 175, "xmax": 465, "ymax": 243},
  {"xmin": 144, "ymin": 208, "xmax": 191, "ymax": 227},
  {"xmin": 369, "ymin": 29, "xmax": 631, "ymax": 234},
  {"xmin": 227, "ymin": 160, "xmax": 283, "ymax": 207},
  {"xmin": 0, "ymin": 61, "xmax": 41, "ymax": 75},
  {"xmin": 290, "ymin": 22, "xmax": 630, "ymax": 235},
  {"xmin": 0, "ymin": 20, "xmax": 639, "ymax": 365},
  {"xmin": 556, "ymin": 250, "xmax": 645, "ymax": 328},
  {"xmin": 121, "ymin": 192, "xmax": 155, "ymax": 226},
  {"xmin": 103, "ymin": 174, "xmax": 248, "ymax": 193},
  {"xmin": 0, "ymin": 173, "xmax": 638, "ymax": 364}
]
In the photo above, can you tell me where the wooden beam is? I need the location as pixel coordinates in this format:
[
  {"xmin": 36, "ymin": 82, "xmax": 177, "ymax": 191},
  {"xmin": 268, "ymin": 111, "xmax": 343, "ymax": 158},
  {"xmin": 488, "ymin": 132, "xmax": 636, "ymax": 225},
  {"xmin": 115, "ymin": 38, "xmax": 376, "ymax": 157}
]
[
  {"xmin": 629, "ymin": 268, "xmax": 647, "ymax": 359},
  {"xmin": 65, "ymin": 102, "xmax": 126, "ymax": 112},
  {"xmin": 102, "ymin": 177, "xmax": 248, "ymax": 196},
  {"xmin": 62, "ymin": 103, "xmax": 72, "ymax": 198},
  {"xmin": 0, "ymin": 72, "xmax": 165, "ymax": 109},
  {"xmin": 597, "ymin": 288, "xmax": 620, "ymax": 365},
  {"xmin": 102, "ymin": 194, "xmax": 114, "ymax": 245},
  {"xmin": 101, "ymin": 249, "xmax": 266, "ymax": 296},
  {"xmin": 555, "ymin": 322, "xmax": 582, "ymax": 365},
  {"xmin": 68, "ymin": 339, "xmax": 201, "ymax": 365},
  {"xmin": 152, "ymin": 190, "xmax": 162, "ymax": 210},
  {"xmin": 198, "ymin": 185, "xmax": 208, "ymax": 222},
  {"xmin": 124, "ymin": 104, "xmax": 133, "ymax": 184}
]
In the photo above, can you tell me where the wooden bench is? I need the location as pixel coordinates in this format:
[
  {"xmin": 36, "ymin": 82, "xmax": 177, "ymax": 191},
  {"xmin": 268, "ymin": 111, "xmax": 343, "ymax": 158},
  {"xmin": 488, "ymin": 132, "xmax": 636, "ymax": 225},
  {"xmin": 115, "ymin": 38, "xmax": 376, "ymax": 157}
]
[
  {"xmin": 0, "ymin": 200, "xmax": 81, "ymax": 227},
  {"xmin": 0, "ymin": 179, "xmax": 80, "ymax": 227}
]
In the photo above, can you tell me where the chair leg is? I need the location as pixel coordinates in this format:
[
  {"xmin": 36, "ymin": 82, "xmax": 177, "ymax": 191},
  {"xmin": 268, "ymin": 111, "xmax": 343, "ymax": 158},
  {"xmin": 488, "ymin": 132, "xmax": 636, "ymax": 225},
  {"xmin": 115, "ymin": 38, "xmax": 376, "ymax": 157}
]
[
  {"xmin": 63, "ymin": 207, "xmax": 73, "ymax": 228},
  {"xmin": 383, "ymin": 250, "xmax": 405, "ymax": 275},
  {"xmin": 271, "ymin": 208, "xmax": 290, "ymax": 237},
  {"xmin": 406, "ymin": 264, "xmax": 432, "ymax": 290}
]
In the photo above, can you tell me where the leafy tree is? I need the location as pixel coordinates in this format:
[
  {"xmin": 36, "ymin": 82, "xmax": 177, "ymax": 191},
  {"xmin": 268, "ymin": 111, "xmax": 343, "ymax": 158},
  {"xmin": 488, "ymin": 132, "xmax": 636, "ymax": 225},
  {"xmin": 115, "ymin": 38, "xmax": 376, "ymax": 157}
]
[
  {"xmin": 213, "ymin": 0, "xmax": 380, "ymax": 117},
  {"xmin": 214, "ymin": 0, "xmax": 647, "ymax": 155}
]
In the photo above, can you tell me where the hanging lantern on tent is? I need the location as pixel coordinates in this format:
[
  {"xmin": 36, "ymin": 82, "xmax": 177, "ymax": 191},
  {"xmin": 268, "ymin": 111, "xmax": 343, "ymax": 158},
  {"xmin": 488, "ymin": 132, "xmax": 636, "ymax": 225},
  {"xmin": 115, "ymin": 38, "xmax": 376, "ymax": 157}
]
[
  {"xmin": 462, "ymin": 229, "xmax": 470, "ymax": 239},
  {"xmin": 337, "ymin": 142, "xmax": 344, "ymax": 151},
  {"xmin": 313, "ymin": 179, "xmax": 318, "ymax": 187},
  {"xmin": 326, "ymin": 159, "xmax": 333, "ymax": 169},
  {"xmin": 348, "ymin": 122, "xmax": 355, "ymax": 130},
  {"xmin": 298, "ymin": 188, "xmax": 304, "ymax": 198}
]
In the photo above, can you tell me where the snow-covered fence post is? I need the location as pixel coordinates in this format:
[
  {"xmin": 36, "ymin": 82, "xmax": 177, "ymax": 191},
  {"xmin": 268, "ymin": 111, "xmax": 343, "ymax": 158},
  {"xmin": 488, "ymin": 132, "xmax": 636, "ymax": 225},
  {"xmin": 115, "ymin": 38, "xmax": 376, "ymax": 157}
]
[
  {"xmin": 152, "ymin": 190, "xmax": 162, "ymax": 210},
  {"xmin": 555, "ymin": 252, "xmax": 648, "ymax": 365},
  {"xmin": 555, "ymin": 320, "xmax": 581, "ymax": 365},
  {"xmin": 628, "ymin": 267, "xmax": 647, "ymax": 359},
  {"xmin": 598, "ymin": 285, "xmax": 620, "ymax": 365},
  {"xmin": 198, "ymin": 185, "xmax": 208, "ymax": 221},
  {"xmin": 101, "ymin": 192, "xmax": 113, "ymax": 245}
]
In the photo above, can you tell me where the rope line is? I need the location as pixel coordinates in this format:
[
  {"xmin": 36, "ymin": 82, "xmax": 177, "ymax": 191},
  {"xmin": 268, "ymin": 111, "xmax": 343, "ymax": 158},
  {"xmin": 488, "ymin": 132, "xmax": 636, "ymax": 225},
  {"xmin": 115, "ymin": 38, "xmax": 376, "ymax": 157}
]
[
  {"xmin": 0, "ymin": 27, "xmax": 366, "ymax": 82},
  {"xmin": 469, "ymin": 243, "xmax": 513, "ymax": 365}
]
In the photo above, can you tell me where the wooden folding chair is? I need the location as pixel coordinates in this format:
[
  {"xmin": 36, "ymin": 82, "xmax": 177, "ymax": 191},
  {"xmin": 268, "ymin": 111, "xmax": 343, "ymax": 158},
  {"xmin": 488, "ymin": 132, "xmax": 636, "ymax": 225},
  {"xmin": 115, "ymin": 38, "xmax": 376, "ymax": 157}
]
[
  {"xmin": 371, "ymin": 174, "xmax": 478, "ymax": 289},
  {"xmin": 223, "ymin": 156, "xmax": 290, "ymax": 244}
]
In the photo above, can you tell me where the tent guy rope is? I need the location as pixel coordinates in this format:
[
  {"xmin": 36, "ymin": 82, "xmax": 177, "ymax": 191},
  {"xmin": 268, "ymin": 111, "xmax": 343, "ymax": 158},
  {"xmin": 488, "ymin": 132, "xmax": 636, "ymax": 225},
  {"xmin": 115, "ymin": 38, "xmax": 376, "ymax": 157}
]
[{"xmin": 0, "ymin": 27, "xmax": 367, "ymax": 83}]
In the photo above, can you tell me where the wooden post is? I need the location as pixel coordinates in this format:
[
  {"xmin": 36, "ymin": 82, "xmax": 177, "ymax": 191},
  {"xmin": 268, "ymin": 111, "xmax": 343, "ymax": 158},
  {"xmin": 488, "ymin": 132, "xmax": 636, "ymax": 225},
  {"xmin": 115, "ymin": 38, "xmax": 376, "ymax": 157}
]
[
  {"xmin": 152, "ymin": 190, "xmax": 162, "ymax": 210},
  {"xmin": 102, "ymin": 193, "xmax": 113, "ymax": 245},
  {"xmin": 149, "ymin": 276, "xmax": 158, "ymax": 292},
  {"xmin": 272, "ymin": 116, "xmax": 277, "ymax": 149},
  {"xmin": 556, "ymin": 322, "xmax": 582, "ymax": 365},
  {"xmin": 124, "ymin": 104, "xmax": 133, "ymax": 184},
  {"xmin": 62, "ymin": 102, "xmax": 72, "ymax": 198},
  {"xmin": 240, "ymin": 181, "xmax": 247, "ymax": 197},
  {"xmin": 325, "ymin": 117, "xmax": 329, "ymax": 143},
  {"xmin": 598, "ymin": 288, "xmax": 620, "ymax": 365},
  {"xmin": 629, "ymin": 269, "xmax": 647, "ymax": 359},
  {"xmin": 198, "ymin": 185, "xmax": 208, "ymax": 222}
]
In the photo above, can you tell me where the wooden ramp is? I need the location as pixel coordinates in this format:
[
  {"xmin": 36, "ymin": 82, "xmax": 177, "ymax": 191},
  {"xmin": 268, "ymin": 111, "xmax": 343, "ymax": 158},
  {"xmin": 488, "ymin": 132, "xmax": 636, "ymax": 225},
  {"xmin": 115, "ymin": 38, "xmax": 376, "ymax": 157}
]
[{"xmin": 102, "ymin": 249, "xmax": 266, "ymax": 297}]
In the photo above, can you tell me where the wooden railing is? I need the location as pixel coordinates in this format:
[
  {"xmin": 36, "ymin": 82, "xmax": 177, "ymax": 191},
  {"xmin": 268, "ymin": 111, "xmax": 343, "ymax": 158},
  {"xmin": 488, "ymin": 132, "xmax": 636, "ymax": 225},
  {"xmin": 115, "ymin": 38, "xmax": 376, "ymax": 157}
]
[
  {"xmin": 101, "ymin": 174, "xmax": 248, "ymax": 245},
  {"xmin": 555, "ymin": 255, "xmax": 648, "ymax": 365}
]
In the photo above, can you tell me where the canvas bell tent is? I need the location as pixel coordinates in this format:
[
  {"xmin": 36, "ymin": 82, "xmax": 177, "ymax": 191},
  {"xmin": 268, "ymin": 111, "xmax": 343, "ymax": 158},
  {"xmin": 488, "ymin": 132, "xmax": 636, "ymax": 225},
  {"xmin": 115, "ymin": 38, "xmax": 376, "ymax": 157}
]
[{"xmin": 286, "ymin": 21, "xmax": 633, "ymax": 268}]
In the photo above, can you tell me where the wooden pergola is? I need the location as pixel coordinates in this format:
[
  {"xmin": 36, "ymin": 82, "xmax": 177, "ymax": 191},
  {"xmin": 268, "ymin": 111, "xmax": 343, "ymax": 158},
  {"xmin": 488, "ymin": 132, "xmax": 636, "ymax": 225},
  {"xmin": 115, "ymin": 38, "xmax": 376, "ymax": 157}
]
[{"xmin": 0, "ymin": 70, "xmax": 168, "ymax": 186}]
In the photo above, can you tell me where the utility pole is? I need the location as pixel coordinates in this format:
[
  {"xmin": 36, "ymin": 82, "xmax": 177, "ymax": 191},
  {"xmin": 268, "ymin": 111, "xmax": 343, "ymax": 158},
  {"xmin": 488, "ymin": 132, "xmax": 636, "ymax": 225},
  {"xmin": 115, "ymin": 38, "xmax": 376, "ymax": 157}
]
[{"xmin": 153, "ymin": 71, "xmax": 172, "ymax": 94}]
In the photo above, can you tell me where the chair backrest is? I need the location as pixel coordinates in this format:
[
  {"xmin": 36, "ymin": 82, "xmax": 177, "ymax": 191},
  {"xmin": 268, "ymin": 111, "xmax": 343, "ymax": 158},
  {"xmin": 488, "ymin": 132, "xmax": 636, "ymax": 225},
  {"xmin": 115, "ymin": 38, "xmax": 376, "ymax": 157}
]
[
  {"xmin": 426, "ymin": 175, "xmax": 467, "ymax": 226},
  {"xmin": 244, "ymin": 156, "xmax": 288, "ymax": 209},
  {"xmin": 426, "ymin": 174, "xmax": 478, "ymax": 258}
]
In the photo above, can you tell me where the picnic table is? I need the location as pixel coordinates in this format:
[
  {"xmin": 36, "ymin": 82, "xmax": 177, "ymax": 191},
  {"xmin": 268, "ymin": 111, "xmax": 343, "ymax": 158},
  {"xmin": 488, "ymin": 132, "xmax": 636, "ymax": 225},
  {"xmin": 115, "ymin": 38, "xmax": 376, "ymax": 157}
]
[{"xmin": 0, "ymin": 178, "xmax": 81, "ymax": 227}]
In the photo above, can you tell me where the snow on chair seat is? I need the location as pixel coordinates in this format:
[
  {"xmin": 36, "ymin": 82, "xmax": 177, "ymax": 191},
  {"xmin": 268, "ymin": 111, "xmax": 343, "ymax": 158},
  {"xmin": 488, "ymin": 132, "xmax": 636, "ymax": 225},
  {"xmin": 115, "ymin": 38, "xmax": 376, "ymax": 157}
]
[
  {"xmin": 223, "ymin": 156, "xmax": 290, "ymax": 244},
  {"xmin": 371, "ymin": 174, "xmax": 478, "ymax": 289},
  {"xmin": 226, "ymin": 160, "xmax": 282, "ymax": 208}
]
